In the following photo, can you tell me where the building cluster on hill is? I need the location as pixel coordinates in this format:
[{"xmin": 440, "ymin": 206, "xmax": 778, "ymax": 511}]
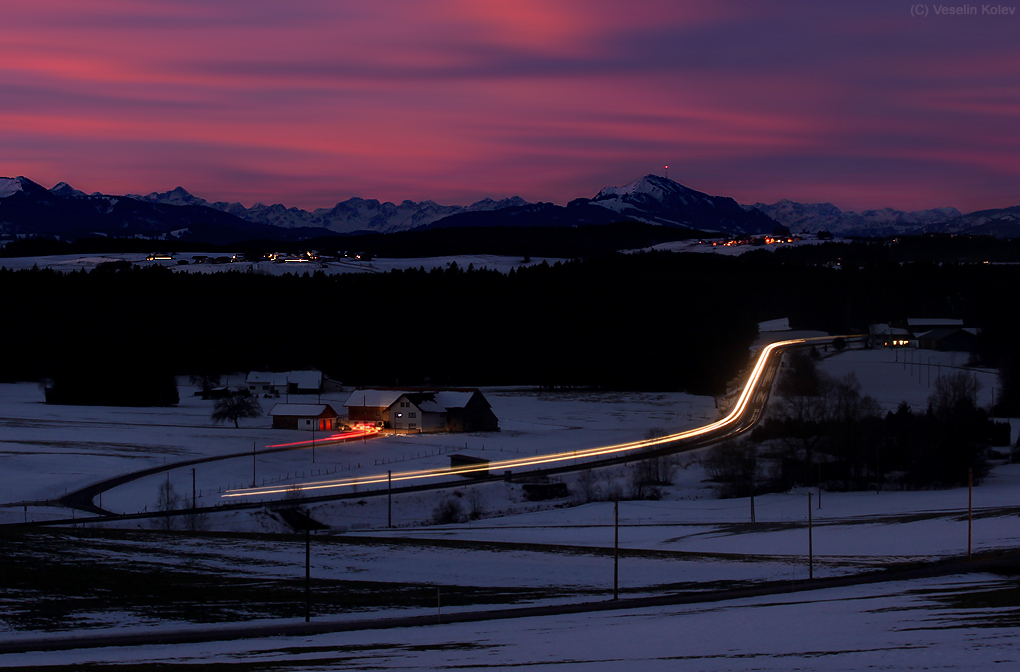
[{"xmin": 870, "ymin": 318, "xmax": 979, "ymax": 352}]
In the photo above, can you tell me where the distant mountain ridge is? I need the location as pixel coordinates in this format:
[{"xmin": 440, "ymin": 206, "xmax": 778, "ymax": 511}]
[
  {"xmin": 744, "ymin": 199, "xmax": 965, "ymax": 237},
  {"xmin": 421, "ymin": 175, "xmax": 780, "ymax": 235},
  {"xmin": 128, "ymin": 175, "xmax": 782, "ymax": 237},
  {"xmin": 747, "ymin": 197, "xmax": 1020, "ymax": 238},
  {"xmin": 3, "ymin": 173, "xmax": 1019, "ymax": 244},
  {"xmin": 129, "ymin": 187, "xmax": 530, "ymax": 234},
  {"xmin": 0, "ymin": 176, "xmax": 332, "ymax": 244}
]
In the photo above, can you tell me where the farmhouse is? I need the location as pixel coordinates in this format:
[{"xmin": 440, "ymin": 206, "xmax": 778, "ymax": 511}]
[
  {"xmin": 268, "ymin": 403, "xmax": 341, "ymax": 431},
  {"xmin": 869, "ymin": 323, "xmax": 912, "ymax": 348},
  {"xmin": 343, "ymin": 388, "xmax": 499, "ymax": 433},
  {"xmin": 246, "ymin": 370, "xmax": 323, "ymax": 397}
]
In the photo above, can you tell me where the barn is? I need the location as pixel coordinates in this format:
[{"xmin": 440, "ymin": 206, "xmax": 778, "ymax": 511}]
[{"xmin": 268, "ymin": 403, "xmax": 342, "ymax": 431}]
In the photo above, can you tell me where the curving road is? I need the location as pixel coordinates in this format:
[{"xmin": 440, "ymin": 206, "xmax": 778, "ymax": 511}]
[{"xmin": 8, "ymin": 335, "xmax": 860, "ymax": 527}]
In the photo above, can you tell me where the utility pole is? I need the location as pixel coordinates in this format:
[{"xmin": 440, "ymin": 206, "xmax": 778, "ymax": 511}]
[
  {"xmin": 252, "ymin": 442, "xmax": 257, "ymax": 488},
  {"xmin": 808, "ymin": 492, "xmax": 814, "ymax": 580},
  {"xmin": 817, "ymin": 463, "xmax": 822, "ymax": 510},
  {"xmin": 312, "ymin": 426, "xmax": 316, "ymax": 464},
  {"xmin": 968, "ymin": 467, "xmax": 973, "ymax": 560},
  {"xmin": 388, "ymin": 470, "xmax": 393, "ymax": 528},
  {"xmin": 305, "ymin": 529, "xmax": 311, "ymax": 622},
  {"xmin": 613, "ymin": 500, "xmax": 619, "ymax": 600},
  {"xmin": 747, "ymin": 458, "xmax": 756, "ymax": 523},
  {"xmin": 191, "ymin": 468, "xmax": 196, "ymax": 509}
]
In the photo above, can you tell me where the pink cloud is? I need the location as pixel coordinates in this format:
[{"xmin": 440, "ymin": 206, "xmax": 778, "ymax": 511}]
[{"xmin": 0, "ymin": 1, "xmax": 1016, "ymax": 212}]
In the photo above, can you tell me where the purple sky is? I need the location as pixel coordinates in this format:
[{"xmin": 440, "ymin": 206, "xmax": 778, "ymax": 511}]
[{"xmin": 1, "ymin": 0, "xmax": 1017, "ymax": 212}]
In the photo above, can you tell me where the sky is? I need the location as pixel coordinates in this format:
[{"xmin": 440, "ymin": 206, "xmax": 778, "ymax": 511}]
[{"xmin": 1, "ymin": 0, "xmax": 1018, "ymax": 212}]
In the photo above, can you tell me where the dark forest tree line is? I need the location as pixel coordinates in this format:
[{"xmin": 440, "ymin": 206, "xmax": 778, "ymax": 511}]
[{"xmin": 2, "ymin": 252, "xmax": 1019, "ymax": 406}]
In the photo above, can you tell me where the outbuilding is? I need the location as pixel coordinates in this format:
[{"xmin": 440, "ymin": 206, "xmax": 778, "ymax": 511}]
[
  {"xmin": 268, "ymin": 403, "xmax": 341, "ymax": 431},
  {"xmin": 246, "ymin": 370, "xmax": 323, "ymax": 397},
  {"xmin": 916, "ymin": 328, "xmax": 979, "ymax": 352}
]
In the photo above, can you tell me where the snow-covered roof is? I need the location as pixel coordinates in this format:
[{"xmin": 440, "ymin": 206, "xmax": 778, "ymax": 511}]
[
  {"xmin": 916, "ymin": 327, "xmax": 977, "ymax": 341},
  {"xmin": 346, "ymin": 389, "xmax": 483, "ymax": 412},
  {"xmin": 344, "ymin": 389, "xmax": 404, "ymax": 409},
  {"xmin": 405, "ymin": 391, "xmax": 478, "ymax": 413},
  {"xmin": 907, "ymin": 318, "xmax": 964, "ymax": 328},
  {"xmin": 432, "ymin": 391, "xmax": 475, "ymax": 410},
  {"xmin": 287, "ymin": 370, "xmax": 322, "ymax": 390},
  {"xmin": 268, "ymin": 403, "xmax": 338, "ymax": 417},
  {"xmin": 758, "ymin": 317, "xmax": 790, "ymax": 332},
  {"xmin": 869, "ymin": 324, "xmax": 909, "ymax": 336}
]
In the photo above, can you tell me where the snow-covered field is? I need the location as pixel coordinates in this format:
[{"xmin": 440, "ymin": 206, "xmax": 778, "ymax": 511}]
[
  {"xmin": 0, "ymin": 380, "xmax": 716, "ymax": 524},
  {"xmin": 1, "ymin": 346, "xmax": 1018, "ymax": 669},
  {"xmin": 816, "ymin": 347, "xmax": 1001, "ymax": 413},
  {"xmin": 4, "ymin": 573, "xmax": 1018, "ymax": 670}
]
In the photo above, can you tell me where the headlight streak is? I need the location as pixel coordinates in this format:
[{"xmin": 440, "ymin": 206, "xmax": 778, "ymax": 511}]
[{"xmin": 223, "ymin": 337, "xmax": 846, "ymax": 500}]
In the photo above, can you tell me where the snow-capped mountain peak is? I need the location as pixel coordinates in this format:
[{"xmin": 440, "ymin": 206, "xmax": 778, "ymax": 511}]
[
  {"xmin": 128, "ymin": 186, "xmax": 210, "ymax": 208},
  {"xmin": 593, "ymin": 174, "xmax": 699, "ymax": 205},
  {"xmin": 0, "ymin": 176, "xmax": 29, "ymax": 198},
  {"xmin": 587, "ymin": 174, "xmax": 776, "ymax": 234},
  {"xmin": 49, "ymin": 182, "xmax": 90, "ymax": 199}
]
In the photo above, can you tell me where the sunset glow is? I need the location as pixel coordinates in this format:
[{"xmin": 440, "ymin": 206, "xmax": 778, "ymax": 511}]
[{"xmin": 1, "ymin": 1, "xmax": 1016, "ymax": 212}]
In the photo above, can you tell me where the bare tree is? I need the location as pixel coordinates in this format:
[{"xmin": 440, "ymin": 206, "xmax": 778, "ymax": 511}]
[
  {"xmin": 928, "ymin": 370, "xmax": 981, "ymax": 421},
  {"xmin": 466, "ymin": 488, "xmax": 486, "ymax": 520},
  {"xmin": 181, "ymin": 497, "xmax": 209, "ymax": 531},
  {"xmin": 153, "ymin": 479, "xmax": 179, "ymax": 530},
  {"xmin": 831, "ymin": 373, "xmax": 880, "ymax": 424},
  {"xmin": 211, "ymin": 390, "xmax": 263, "ymax": 428},
  {"xmin": 283, "ymin": 484, "xmax": 304, "ymax": 506},
  {"xmin": 703, "ymin": 440, "xmax": 758, "ymax": 498},
  {"xmin": 575, "ymin": 469, "xmax": 600, "ymax": 503},
  {"xmin": 189, "ymin": 374, "xmax": 222, "ymax": 398}
]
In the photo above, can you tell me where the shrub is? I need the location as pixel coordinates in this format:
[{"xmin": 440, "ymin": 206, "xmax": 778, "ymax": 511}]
[{"xmin": 432, "ymin": 497, "xmax": 465, "ymax": 524}]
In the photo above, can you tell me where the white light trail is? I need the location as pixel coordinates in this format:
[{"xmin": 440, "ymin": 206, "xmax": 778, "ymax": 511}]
[{"xmin": 223, "ymin": 336, "xmax": 850, "ymax": 499}]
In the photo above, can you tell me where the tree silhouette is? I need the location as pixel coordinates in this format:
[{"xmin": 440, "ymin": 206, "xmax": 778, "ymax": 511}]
[{"xmin": 211, "ymin": 391, "xmax": 263, "ymax": 428}]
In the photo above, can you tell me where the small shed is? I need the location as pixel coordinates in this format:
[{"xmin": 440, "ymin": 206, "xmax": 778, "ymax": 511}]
[
  {"xmin": 450, "ymin": 454, "xmax": 489, "ymax": 478},
  {"xmin": 269, "ymin": 403, "xmax": 341, "ymax": 431}
]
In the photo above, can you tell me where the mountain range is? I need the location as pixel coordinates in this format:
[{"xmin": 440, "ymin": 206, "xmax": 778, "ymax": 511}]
[{"xmin": 2, "ymin": 174, "xmax": 1019, "ymax": 245}]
